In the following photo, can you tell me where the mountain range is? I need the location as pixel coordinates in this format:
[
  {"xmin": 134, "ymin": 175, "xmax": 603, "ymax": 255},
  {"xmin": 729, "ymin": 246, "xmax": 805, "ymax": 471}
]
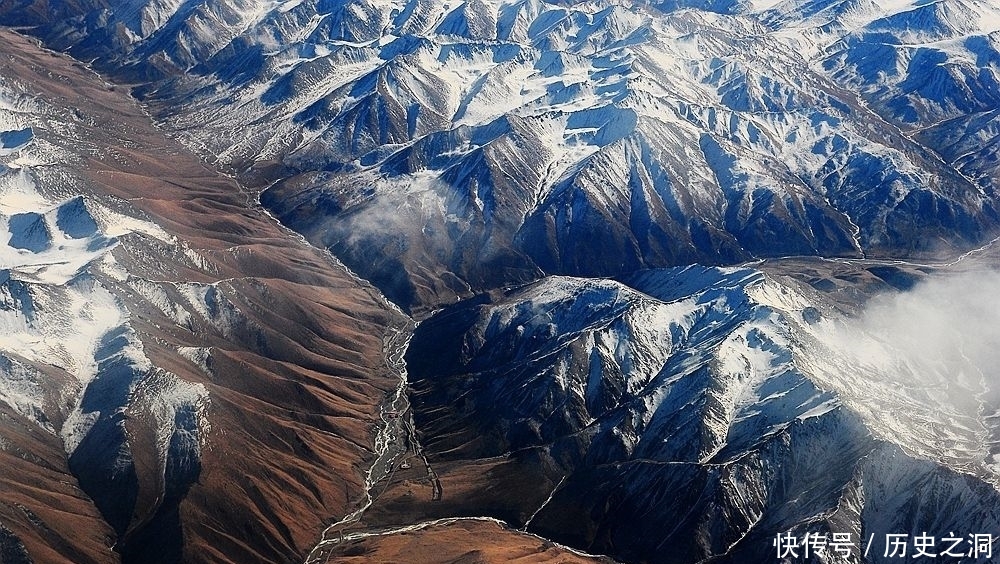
[{"xmin": 1, "ymin": 1, "xmax": 999, "ymax": 563}]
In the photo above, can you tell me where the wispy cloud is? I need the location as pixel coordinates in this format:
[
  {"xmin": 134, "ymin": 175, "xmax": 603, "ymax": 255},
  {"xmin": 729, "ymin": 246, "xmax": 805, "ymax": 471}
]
[{"xmin": 804, "ymin": 268, "xmax": 1000, "ymax": 481}]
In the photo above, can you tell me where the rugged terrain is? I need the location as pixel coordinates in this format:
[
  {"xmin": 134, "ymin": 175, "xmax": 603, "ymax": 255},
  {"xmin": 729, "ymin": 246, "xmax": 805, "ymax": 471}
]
[
  {"xmin": 399, "ymin": 263, "xmax": 1000, "ymax": 563},
  {"xmin": 5, "ymin": 0, "xmax": 1000, "ymax": 312},
  {"xmin": 0, "ymin": 29, "xmax": 405, "ymax": 563},
  {"xmin": 1, "ymin": 1, "xmax": 1000, "ymax": 563}
]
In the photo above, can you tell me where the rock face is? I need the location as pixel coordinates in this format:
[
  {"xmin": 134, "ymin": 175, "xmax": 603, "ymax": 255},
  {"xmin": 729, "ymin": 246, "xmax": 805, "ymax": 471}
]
[
  {"xmin": 405, "ymin": 265, "xmax": 1000, "ymax": 564},
  {"xmin": 0, "ymin": 30, "xmax": 403, "ymax": 564},
  {"xmin": 4, "ymin": 0, "xmax": 999, "ymax": 311}
]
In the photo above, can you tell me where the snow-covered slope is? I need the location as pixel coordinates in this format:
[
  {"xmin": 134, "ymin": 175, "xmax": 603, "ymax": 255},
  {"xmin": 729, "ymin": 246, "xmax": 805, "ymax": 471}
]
[
  {"xmin": 4, "ymin": 0, "xmax": 998, "ymax": 312},
  {"xmin": 0, "ymin": 87, "xmax": 213, "ymax": 559},
  {"xmin": 405, "ymin": 265, "xmax": 1000, "ymax": 564},
  {"xmin": 0, "ymin": 32, "xmax": 404, "ymax": 564},
  {"xmin": 756, "ymin": 0, "xmax": 1000, "ymax": 187},
  {"xmin": 0, "ymin": 102, "xmax": 207, "ymax": 458},
  {"xmin": 2, "ymin": 2, "xmax": 1000, "ymax": 563}
]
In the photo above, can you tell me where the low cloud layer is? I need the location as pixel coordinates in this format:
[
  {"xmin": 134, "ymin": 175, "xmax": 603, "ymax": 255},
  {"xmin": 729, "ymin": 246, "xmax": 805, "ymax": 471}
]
[
  {"xmin": 808, "ymin": 268, "xmax": 1000, "ymax": 481},
  {"xmin": 852, "ymin": 269, "xmax": 1000, "ymax": 391}
]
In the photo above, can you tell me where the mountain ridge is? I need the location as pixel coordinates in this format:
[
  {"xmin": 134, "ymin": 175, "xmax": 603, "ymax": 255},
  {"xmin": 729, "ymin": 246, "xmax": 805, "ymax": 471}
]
[
  {"xmin": 2, "ymin": 2, "xmax": 1000, "ymax": 563},
  {"xmin": 5, "ymin": 0, "xmax": 999, "ymax": 312},
  {"xmin": 0, "ymin": 28, "xmax": 406, "ymax": 563}
]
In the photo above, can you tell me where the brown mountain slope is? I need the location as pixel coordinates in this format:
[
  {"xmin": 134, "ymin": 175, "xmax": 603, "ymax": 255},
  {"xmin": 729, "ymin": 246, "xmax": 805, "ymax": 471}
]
[
  {"xmin": 0, "ymin": 28, "xmax": 405, "ymax": 563},
  {"xmin": 325, "ymin": 519, "xmax": 616, "ymax": 564}
]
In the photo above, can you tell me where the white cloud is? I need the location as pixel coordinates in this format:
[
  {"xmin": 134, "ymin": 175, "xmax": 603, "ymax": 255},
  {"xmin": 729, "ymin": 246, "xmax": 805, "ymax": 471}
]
[{"xmin": 800, "ymin": 269, "xmax": 1000, "ymax": 484}]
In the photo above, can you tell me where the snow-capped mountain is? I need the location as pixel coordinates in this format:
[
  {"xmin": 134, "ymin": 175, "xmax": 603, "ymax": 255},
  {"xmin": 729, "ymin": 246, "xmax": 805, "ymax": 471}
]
[
  {"xmin": 404, "ymin": 265, "xmax": 1000, "ymax": 563},
  {"xmin": 0, "ymin": 30, "xmax": 405, "ymax": 564},
  {"xmin": 4, "ymin": 0, "xmax": 997, "ymax": 312},
  {"xmin": 2, "ymin": 1, "xmax": 1000, "ymax": 564},
  {"xmin": 1, "ymin": 132, "xmax": 209, "ymax": 550}
]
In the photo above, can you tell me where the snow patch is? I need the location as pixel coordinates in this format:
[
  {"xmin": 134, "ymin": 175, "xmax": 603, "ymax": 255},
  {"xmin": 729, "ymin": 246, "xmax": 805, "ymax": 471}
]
[
  {"xmin": 0, "ymin": 355, "xmax": 56, "ymax": 433},
  {"xmin": 781, "ymin": 270, "xmax": 1000, "ymax": 486},
  {"xmin": 134, "ymin": 369, "xmax": 211, "ymax": 460},
  {"xmin": 177, "ymin": 346, "xmax": 212, "ymax": 375}
]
